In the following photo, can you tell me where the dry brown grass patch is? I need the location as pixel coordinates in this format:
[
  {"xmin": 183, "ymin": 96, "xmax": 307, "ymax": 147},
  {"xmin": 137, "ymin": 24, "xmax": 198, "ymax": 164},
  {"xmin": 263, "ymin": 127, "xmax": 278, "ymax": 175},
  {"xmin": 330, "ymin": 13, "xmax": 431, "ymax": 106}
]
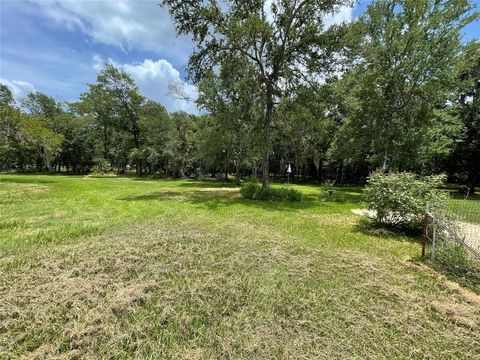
[{"xmin": 1, "ymin": 223, "xmax": 480, "ymax": 358}]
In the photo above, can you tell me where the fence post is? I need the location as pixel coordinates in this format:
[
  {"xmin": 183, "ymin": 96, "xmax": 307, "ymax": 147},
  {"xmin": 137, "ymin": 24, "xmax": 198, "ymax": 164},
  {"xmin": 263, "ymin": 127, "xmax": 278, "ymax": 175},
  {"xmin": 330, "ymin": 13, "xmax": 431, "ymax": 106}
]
[
  {"xmin": 431, "ymin": 225, "xmax": 437, "ymax": 259},
  {"xmin": 422, "ymin": 211, "xmax": 429, "ymax": 258}
]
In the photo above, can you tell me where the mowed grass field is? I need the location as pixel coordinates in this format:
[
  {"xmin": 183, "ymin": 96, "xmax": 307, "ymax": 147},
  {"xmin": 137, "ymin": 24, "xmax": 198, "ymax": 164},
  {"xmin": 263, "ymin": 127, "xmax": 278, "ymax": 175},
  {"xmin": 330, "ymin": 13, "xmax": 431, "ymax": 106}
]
[
  {"xmin": 1, "ymin": 175, "xmax": 479, "ymax": 359},
  {"xmin": 449, "ymin": 193, "xmax": 480, "ymax": 225}
]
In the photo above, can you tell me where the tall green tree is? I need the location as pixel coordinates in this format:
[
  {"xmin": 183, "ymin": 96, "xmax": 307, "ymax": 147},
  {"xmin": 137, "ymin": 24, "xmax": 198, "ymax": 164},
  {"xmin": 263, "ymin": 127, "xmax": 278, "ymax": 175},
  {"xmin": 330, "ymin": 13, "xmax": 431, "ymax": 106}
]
[
  {"xmin": 276, "ymin": 85, "xmax": 338, "ymax": 180},
  {"xmin": 196, "ymin": 56, "xmax": 261, "ymax": 182},
  {"xmin": 53, "ymin": 110, "xmax": 96, "ymax": 173},
  {"xmin": 162, "ymin": 0, "xmax": 351, "ymax": 188},
  {"xmin": 138, "ymin": 100, "xmax": 170, "ymax": 174},
  {"xmin": 331, "ymin": 0, "xmax": 477, "ymax": 172},
  {"xmin": 16, "ymin": 114, "xmax": 63, "ymax": 171},
  {"xmin": 80, "ymin": 65, "xmax": 144, "ymax": 173},
  {"xmin": 21, "ymin": 91, "xmax": 61, "ymax": 121},
  {"xmin": 80, "ymin": 76, "xmax": 115, "ymax": 162},
  {"xmin": 165, "ymin": 112, "xmax": 197, "ymax": 178},
  {"xmin": 0, "ymin": 85, "xmax": 20, "ymax": 170},
  {"xmin": 450, "ymin": 41, "xmax": 480, "ymax": 193}
]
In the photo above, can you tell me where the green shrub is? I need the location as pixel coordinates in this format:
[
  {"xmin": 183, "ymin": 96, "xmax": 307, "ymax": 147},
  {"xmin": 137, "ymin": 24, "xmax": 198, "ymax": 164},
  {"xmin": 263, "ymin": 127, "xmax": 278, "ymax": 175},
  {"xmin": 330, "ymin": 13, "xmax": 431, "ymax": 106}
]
[
  {"xmin": 273, "ymin": 186, "xmax": 303, "ymax": 201},
  {"xmin": 363, "ymin": 171, "xmax": 447, "ymax": 229},
  {"xmin": 433, "ymin": 243, "xmax": 480, "ymax": 291},
  {"xmin": 93, "ymin": 157, "xmax": 110, "ymax": 174},
  {"xmin": 244, "ymin": 175, "xmax": 260, "ymax": 183},
  {"xmin": 240, "ymin": 183, "xmax": 258, "ymax": 199},
  {"xmin": 240, "ymin": 183, "xmax": 302, "ymax": 201}
]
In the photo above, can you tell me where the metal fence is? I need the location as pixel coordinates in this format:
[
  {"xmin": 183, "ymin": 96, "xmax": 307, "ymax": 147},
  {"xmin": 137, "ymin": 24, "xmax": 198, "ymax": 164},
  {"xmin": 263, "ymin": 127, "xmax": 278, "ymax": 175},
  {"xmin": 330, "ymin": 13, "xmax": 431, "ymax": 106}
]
[{"xmin": 422, "ymin": 190, "xmax": 480, "ymax": 261}]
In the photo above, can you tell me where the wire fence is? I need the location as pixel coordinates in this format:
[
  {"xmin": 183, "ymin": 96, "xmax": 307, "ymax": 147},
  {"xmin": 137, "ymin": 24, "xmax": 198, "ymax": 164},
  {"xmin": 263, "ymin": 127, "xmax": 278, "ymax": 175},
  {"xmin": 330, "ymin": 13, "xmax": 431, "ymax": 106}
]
[{"xmin": 423, "ymin": 190, "xmax": 480, "ymax": 261}]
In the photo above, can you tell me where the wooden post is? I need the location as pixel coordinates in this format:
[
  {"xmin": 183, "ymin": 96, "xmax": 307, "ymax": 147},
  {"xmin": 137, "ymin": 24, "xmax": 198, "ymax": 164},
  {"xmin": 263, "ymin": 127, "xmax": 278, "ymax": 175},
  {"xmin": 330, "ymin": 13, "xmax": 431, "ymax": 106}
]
[
  {"xmin": 422, "ymin": 212, "xmax": 429, "ymax": 258},
  {"xmin": 432, "ymin": 225, "xmax": 437, "ymax": 259}
]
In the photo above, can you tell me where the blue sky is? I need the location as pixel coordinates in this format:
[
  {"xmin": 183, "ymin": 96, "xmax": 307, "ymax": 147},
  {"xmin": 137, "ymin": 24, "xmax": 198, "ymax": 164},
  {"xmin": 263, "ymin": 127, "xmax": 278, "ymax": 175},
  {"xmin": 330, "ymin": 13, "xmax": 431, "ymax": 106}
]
[{"xmin": 0, "ymin": 0, "xmax": 479, "ymax": 113}]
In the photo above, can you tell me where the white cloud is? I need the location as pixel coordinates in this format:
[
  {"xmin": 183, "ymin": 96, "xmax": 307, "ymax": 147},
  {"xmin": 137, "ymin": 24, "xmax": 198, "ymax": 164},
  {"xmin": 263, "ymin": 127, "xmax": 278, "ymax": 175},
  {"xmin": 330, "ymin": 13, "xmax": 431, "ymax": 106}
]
[
  {"xmin": 0, "ymin": 78, "xmax": 35, "ymax": 99},
  {"xmin": 262, "ymin": 1, "xmax": 353, "ymax": 29},
  {"xmin": 19, "ymin": 0, "xmax": 354, "ymax": 60},
  {"xmin": 92, "ymin": 54, "xmax": 104, "ymax": 71},
  {"xmin": 31, "ymin": 0, "xmax": 192, "ymax": 59},
  {"xmin": 324, "ymin": 5, "xmax": 354, "ymax": 28},
  {"xmin": 92, "ymin": 56, "xmax": 198, "ymax": 114},
  {"xmin": 263, "ymin": 0, "xmax": 274, "ymax": 23}
]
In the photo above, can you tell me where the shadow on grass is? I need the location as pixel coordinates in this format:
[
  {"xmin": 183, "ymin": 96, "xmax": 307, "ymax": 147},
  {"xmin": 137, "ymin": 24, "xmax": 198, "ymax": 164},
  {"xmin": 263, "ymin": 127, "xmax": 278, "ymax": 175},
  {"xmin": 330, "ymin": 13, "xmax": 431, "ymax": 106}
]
[
  {"xmin": 188, "ymin": 196, "xmax": 321, "ymax": 212},
  {"xmin": 448, "ymin": 191, "xmax": 480, "ymax": 201},
  {"xmin": 175, "ymin": 180, "xmax": 238, "ymax": 188},
  {"xmin": 119, "ymin": 191, "xmax": 188, "ymax": 201},
  {"xmin": 352, "ymin": 217, "xmax": 422, "ymax": 245},
  {"xmin": 0, "ymin": 177, "xmax": 55, "ymax": 185},
  {"xmin": 319, "ymin": 194, "xmax": 362, "ymax": 204},
  {"xmin": 118, "ymin": 181, "xmax": 366, "ymax": 212},
  {"xmin": 119, "ymin": 189, "xmax": 322, "ymax": 212},
  {"xmin": 314, "ymin": 186, "xmax": 363, "ymax": 204}
]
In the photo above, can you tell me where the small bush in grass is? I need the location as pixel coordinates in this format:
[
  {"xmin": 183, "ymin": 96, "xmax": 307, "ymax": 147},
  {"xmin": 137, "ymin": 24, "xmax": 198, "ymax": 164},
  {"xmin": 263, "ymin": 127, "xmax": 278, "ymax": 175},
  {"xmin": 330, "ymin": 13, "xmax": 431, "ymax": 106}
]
[
  {"xmin": 433, "ymin": 243, "xmax": 480, "ymax": 291},
  {"xmin": 274, "ymin": 186, "xmax": 303, "ymax": 201},
  {"xmin": 240, "ymin": 183, "xmax": 258, "ymax": 199},
  {"xmin": 363, "ymin": 171, "xmax": 447, "ymax": 229},
  {"xmin": 240, "ymin": 183, "xmax": 302, "ymax": 201}
]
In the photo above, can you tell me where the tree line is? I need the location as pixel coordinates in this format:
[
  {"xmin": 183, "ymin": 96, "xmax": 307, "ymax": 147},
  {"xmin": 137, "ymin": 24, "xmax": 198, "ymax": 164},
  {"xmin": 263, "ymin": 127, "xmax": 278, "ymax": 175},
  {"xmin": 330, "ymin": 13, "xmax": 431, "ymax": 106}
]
[{"xmin": 1, "ymin": 0, "xmax": 479, "ymax": 192}]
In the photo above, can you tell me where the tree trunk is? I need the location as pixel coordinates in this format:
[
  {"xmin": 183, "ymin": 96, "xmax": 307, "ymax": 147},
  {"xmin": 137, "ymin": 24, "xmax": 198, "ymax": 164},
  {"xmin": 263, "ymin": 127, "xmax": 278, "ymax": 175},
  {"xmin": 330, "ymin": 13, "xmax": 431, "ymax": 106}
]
[
  {"xmin": 261, "ymin": 144, "xmax": 270, "ymax": 188},
  {"xmin": 261, "ymin": 86, "xmax": 274, "ymax": 189},
  {"xmin": 224, "ymin": 150, "xmax": 228, "ymax": 181},
  {"xmin": 103, "ymin": 124, "xmax": 108, "ymax": 160},
  {"xmin": 180, "ymin": 159, "xmax": 186, "ymax": 178},
  {"xmin": 381, "ymin": 150, "xmax": 388, "ymax": 172},
  {"xmin": 317, "ymin": 160, "xmax": 323, "ymax": 182},
  {"xmin": 467, "ymin": 171, "xmax": 479, "ymax": 195},
  {"xmin": 37, "ymin": 145, "xmax": 45, "ymax": 172},
  {"xmin": 234, "ymin": 160, "xmax": 241, "ymax": 185}
]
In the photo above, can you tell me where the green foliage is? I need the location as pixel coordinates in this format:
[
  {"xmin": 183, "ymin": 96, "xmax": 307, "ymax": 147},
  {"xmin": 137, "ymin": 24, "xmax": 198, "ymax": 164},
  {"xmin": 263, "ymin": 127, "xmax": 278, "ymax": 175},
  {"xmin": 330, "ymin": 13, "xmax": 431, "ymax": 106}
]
[
  {"xmin": 21, "ymin": 91, "xmax": 61, "ymax": 122},
  {"xmin": 363, "ymin": 171, "xmax": 448, "ymax": 229},
  {"xmin": 161, "ymin": 0, "xmax": 352, "ymax": 187},
  {"xmin": 433, "ymin": 243, "xmax": 480, "ymax": 291},
  {"xmin": 449, "ymin": 40, "xmax": 480, "ymax": 193},
  {"xmin": 54, "ymin": 112, "xmax": 96, "ymax": 173},
  {"xmin": 80, "ymin": 64, "xmax": 144, "ymax": 172},
  {"xmin": 17, "ymin": 115, "xmax": 64, "ymax": 171},
  {"xmin": 93, "ymin": 157, "xmax": 110, "ymax": 173},
  {"xmin": 239, "ymin": 182, "xmax": 258, "ymax": 199},
  {"xmin": 0, "ymin": 84, "xmax": 14, "ymax": 108},
  {"xmin": 276, "ymin": 86, "xmax": 338, "ymax": 178},
  {"xmin": 195, "ymin": 68, "xmax": 260, "ymax": 181},
  {"xmin": 1, "ymin": 1, "xmax": 478, "ymax": 188},
  {"xmin": 331, "ymin": 0, "xmax": 477, "ymax": 172},
  {"xmin": 240, "ymin": 183, "xmax": 302, "ymax": 201}
]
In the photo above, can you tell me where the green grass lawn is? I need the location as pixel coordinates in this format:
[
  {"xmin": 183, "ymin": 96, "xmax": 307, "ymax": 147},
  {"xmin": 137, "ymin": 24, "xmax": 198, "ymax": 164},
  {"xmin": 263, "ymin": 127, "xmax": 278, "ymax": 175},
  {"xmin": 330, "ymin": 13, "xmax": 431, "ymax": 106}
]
[
  {"xmin": 448, "ymin": 194, "xmax": 480, "ymax": 225},
  {"xmin": 1, "ymin": 174, "xmax": 479, "ymax": 358}
]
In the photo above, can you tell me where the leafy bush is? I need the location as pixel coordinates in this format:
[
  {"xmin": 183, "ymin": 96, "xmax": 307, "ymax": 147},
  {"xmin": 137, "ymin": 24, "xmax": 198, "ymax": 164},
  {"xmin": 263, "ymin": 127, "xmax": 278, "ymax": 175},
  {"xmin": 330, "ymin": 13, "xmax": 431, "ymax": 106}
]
[
  {"xmin": 240, "ymin": 183, "xmax": 258, "ymax": 199},
  {"xmin": 93, "ymin": 157, "xmax": 110, "ymax": 174},
  {"xmin": 244, "ymin": 175, "xmax": 260, "ymax": 183},
  {"xmin": 363, "ymin": 171, "xmax": 447, "ymax": 229},
  {"xmin": 433, "ymin": 243, "xmax": 480, "ymax": 292},
  {"xmin": 272, "ymin": 186, "xmax": 303, "ymax": 201},
  {"xmin": 240, "ymin": 183, "xmax": 302, "ymax": 201}
]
